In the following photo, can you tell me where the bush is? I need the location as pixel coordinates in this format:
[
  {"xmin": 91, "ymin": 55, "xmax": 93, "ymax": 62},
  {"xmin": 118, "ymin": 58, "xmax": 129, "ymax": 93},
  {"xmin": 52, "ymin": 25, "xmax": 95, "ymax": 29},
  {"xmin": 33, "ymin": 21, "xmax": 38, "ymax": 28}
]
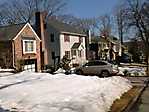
[
  {"xmin": 43, "ymin": 65, "xmax": 55, "ymax": 73},
  {"xmin": 123, "ymin": 70, "xmax": 128, "ymax": 75},
  {"xmin": 16, "ymin": 59, "xmax": 24, "ymax": 72},
  {"xmin": 58, "ymin": 56, "xmax": 71, "ymax": 71},
  {"xmin": 72, "ymin": 63, "xmax": 79, "ymax": 67}
]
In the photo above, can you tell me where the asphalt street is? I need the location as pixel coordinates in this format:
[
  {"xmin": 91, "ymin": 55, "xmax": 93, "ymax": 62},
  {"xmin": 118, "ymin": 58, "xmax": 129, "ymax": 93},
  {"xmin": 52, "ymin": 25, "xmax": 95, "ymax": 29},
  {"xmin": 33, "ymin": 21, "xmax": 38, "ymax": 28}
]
[{"xmin": 129, "ymin": 78, "xmax": 149, "ymax": 112}]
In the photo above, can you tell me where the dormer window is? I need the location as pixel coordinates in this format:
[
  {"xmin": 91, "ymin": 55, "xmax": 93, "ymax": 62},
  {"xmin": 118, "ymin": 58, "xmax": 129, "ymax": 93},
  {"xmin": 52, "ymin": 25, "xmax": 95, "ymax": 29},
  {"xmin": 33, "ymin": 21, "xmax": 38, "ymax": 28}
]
[{"xmin": 23, "ymin": 39, "xmax": 36, "ymax": 54}]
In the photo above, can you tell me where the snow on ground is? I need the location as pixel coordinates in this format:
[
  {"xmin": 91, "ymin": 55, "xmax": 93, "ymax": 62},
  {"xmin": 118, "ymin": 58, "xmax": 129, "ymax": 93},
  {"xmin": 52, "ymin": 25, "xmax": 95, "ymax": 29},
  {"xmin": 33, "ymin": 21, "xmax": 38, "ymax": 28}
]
[
  {"xmin": 118, "ymin": 66, "xmax": 146, "ymax": 76},
  {"xmin": 54, "ymin": 68, "xmax": 66, "ymax": 74},
  {"xmin": 0, "ymin": 72, "xmax": 132, "ymax": 112},
  {"xmin": 0, "ymin": 69, "xmax": 14, "ymax": 72}
]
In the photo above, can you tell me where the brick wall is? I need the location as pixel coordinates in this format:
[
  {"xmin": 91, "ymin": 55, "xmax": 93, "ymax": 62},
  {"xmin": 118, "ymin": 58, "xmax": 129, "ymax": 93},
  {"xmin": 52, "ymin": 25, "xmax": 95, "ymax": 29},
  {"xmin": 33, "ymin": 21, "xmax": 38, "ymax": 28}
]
[{"xmin": 13, "ymin": 25, "xmax": 41, "ymax": 72}]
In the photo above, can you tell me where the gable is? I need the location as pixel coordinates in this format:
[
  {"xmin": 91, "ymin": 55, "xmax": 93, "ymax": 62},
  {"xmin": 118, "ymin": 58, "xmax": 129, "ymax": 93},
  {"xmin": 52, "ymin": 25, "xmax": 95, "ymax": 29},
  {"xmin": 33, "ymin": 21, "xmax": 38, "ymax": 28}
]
[
  {"xmin": 71, "ymin": 43, "xmax": 84, "ymax": 50},
  {"xmin": 13, "ymin": 23, "xmax": 41, "ymax": 41},
  {"xmin": 0, "ymin": 23, "xmax": 40, "ymax": 41}
]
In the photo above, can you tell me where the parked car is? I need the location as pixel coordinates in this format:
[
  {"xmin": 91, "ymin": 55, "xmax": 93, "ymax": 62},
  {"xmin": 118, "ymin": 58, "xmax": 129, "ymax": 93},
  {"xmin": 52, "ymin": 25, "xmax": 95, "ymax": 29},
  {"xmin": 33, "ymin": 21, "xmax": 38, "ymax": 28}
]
[{"xmin": 75, "ymin": 60, "xmax": 116, "ymax": 77}]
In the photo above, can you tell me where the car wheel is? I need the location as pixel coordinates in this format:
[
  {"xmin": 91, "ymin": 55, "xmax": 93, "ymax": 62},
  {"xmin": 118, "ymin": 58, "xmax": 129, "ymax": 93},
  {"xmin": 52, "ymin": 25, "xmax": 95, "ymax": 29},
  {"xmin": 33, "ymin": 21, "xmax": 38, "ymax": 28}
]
[
  {"xmin": 101, "ymin": 70, "xmax": 110, "ymax": 77},
  {"xmin": 76, "ymin": 70, "xmax": 83, "ymax": 75}
]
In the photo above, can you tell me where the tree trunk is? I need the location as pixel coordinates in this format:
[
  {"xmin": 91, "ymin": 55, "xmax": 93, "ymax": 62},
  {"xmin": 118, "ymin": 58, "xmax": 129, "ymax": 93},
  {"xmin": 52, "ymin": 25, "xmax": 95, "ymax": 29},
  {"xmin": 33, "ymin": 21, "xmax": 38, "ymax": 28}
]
[
  {"xmin": 145, "ymin": 50, "xmax": 149, "ymax": 76},
  {"xmin": 147, "ymin": 55, "xmax": 149, "ymax": 76}
]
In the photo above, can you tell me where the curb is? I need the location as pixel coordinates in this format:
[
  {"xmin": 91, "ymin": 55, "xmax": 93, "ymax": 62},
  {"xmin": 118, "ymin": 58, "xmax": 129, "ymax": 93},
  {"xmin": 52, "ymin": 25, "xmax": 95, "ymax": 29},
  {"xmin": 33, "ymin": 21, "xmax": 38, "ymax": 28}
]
[{"xmin": 122, "ymin": 80, "xmax": 148, "ymax": 112}]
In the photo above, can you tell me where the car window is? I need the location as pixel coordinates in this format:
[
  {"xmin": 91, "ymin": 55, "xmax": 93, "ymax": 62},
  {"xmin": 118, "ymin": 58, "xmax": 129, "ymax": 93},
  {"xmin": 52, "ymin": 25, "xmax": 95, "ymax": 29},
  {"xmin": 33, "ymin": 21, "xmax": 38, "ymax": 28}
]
[
  {"xmin": 84, "ymin": 62, "xmax": 94, "ymax": 66},
  {"xmin": 98, "ymin": 62, "xmax": 107, "ymax": 65},
  {"xmin": 94, "ymin": 61, "xmax": 107, "ymax": 65},
  {"xmin": 84, "ymin": 61, "xmax": 107, "ymax": 66}
]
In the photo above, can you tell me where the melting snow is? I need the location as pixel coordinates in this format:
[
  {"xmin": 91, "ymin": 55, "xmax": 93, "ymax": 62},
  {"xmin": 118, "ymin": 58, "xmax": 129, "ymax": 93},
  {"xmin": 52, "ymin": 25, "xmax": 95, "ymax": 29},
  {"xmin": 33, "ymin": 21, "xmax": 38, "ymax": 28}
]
[
  {"xmin": 118, "ymin": 66, "xmax": 146, "ymax": 76},
  {"xmin": 0, "ymin": 71, "xmax": 132, "ymax": 112}
]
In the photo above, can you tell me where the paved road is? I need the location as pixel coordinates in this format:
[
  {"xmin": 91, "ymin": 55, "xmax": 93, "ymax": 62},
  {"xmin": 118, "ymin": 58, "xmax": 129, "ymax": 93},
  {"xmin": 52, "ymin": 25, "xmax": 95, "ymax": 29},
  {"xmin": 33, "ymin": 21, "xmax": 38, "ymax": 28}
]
[{"xmin": 129, "ymin": 84, "xmax": 149, "ymax": 112}]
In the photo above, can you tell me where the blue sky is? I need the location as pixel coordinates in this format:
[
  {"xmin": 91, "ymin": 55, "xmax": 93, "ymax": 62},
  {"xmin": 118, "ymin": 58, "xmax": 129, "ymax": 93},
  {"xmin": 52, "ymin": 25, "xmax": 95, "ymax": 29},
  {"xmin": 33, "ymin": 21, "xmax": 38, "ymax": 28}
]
[{"xmin": 67, "ymin": 0, "xmax": 119, "ymax": 18}]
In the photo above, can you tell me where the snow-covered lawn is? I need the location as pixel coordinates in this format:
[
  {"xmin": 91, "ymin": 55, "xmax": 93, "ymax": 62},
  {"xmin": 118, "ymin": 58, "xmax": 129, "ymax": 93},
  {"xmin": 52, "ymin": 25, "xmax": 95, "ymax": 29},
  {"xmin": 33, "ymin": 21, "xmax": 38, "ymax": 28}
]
[
  {"xmin": 0, "ymin": 72, "xmax": 132, "ymax": 112},
  {"xmin": 118, "ymin": 66, "xmax": 146, "ymax": 76}
]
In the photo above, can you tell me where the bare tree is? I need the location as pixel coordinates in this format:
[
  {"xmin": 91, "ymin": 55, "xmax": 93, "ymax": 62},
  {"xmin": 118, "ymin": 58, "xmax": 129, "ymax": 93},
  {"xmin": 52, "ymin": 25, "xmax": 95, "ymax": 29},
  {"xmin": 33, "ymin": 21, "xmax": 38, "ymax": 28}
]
[
  {"xmin": 123, "ymin": 0, "xmax": 149, "ymax": 73},
  {"xmin": 114, "ymin": 4, "xmax": 127, "ymax": 44},
  {"xmin": 57, "ymin": 14, "xmax": 98, "ymax": 35},
  {"xmin": 99, "ymin": 15, "xmax": 112, "ymax": 38},
  {"xmin": 0, "ymin": 0, "xmax": 67, "ymax": 24},
  {"xmin": 57, "ymin": 14, "xmax": 115, "ymax": 37}
]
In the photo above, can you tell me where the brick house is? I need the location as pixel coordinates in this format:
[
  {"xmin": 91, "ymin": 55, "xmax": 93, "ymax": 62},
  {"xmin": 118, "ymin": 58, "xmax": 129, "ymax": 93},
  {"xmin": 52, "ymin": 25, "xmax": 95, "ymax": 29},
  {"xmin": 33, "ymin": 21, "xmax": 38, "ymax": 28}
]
[
  {"xmin": 0, "ymin": 23, "xmax": 41, "ymax": 72},
  {"xmin": 35, "ymin": 12, "xmax": 87, "ymax": 67}
]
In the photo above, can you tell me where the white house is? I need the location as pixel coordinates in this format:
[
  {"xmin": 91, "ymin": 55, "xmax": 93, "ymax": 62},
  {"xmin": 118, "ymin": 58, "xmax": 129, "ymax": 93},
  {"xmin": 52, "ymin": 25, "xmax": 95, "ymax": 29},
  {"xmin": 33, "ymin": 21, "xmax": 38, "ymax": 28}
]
[
  {"xmin": 47, "ymin": 19, "xmax": 87, "ymax": 66},
  {"xmin": 35, "ymin": 12, "xmax": 87, "ymax": 67}
]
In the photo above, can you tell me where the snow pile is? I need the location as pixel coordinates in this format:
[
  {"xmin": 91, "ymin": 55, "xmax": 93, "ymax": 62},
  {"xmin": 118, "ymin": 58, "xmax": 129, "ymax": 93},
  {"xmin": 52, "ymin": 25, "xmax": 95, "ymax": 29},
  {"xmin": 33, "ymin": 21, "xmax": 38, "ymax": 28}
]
[
  {"xmin": 0, "ymin": 69, "xmax": 14, "ymax": 72},
  {"xmin": 118, "ymin": 66, "xmax": 146, "ymax": 76},
  {"xmin": 0, "ymin": 72, "xmax": 132, "ymax": 112},
  {"xmin": 54, "ymin": 68, "xmax": 66, "ymax": 74}
]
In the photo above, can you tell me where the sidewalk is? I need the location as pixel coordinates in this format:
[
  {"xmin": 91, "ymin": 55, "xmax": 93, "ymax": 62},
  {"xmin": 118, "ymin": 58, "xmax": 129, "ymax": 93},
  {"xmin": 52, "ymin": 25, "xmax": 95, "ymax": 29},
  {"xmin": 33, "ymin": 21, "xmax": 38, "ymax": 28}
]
[
  {"xmin": 110, "ymin": 77, "xmax": 148, "ymax": 112},
  {"xmin": 129, "ymin": 86, "xmax": 149, "ymax": 112}
]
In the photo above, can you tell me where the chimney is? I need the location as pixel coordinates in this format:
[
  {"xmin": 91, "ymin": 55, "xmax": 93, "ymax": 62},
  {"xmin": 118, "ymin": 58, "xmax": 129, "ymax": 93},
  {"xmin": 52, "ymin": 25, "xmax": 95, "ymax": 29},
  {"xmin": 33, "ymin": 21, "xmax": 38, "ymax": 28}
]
[
  {"xmin": 35, "ymin": 12, "xmax": 47, "ymax": 67},
  {"xmin": 35, "ymin": 12, "xmax": 47, "ymax": 50},
  {"xmin": 35, "ymin": 12, "xmax": 45, "ymax": 39},
  {"xmin": 35, "ymin": 12, "xmax": 41, "ymax": 37}
]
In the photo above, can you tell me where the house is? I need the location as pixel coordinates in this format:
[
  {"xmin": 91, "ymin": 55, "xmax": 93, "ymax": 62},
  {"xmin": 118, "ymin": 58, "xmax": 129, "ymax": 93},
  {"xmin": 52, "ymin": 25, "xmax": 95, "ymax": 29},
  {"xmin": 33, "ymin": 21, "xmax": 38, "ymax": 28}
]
[
  {"xmin": 35, "ymin": 12, "xmax": 87, "ymax": 67},
  {"xmin": 0, "ymin": 23, "xmax": 41, "ymax": 72},
  {"xmin": 89, "ymin": 36, "xmax": 122, "ymax": 61}
]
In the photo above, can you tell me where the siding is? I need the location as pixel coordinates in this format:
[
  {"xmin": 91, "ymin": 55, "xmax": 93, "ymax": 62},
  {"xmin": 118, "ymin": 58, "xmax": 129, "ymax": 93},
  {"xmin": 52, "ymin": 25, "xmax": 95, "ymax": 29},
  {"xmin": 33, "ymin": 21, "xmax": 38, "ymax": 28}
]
[{"xmin": 60, "ymin": 34, "xmax": 86, "ymax": 65}]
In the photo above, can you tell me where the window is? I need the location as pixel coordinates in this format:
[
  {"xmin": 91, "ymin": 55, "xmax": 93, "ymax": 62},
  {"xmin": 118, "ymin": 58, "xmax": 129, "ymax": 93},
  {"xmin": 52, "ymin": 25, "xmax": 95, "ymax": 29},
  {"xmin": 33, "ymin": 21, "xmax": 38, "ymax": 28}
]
[
  {"xmin": 84, "ymin": 61, "xmax": 107, "ymax": 66},
  {"xmin": 64, "ymin": 34, "xmax": 70, "ymax": 42},
  {"xmin": 84, "ymin": 62, "xmax": 94, "ymax": 66},
  {"xmin": 79, "ymin": 37, "xmax": 83, "ymax": 43},
  {"xmin": 78, "ymin": 50, "xmax": 81, "ymax": 57},
  {"xmin": 65, "ymin": 51, "xmax": 70, "ymax": 59},
  {"xmin": 23, "ymin": 40, "xmax": 36, "ymax": 54},
  {"xmin": 52, "ymin": 52, "xmax": 55, "ymax": 59},
  {"xmin": 72, "ymin": 50, "xmax": 76, "ymax": 56},
  {"xmin": 98, "ymin": 61, "xmax": 107, "ymax": 65},
  {"xmin": 81, "ymin": 50, "xmax": 84, "ymax": 57},
  {"xmin": 78, "ymin": 50, "xmax": 84, "ymax": 57},
  {"xmin": 51, "ymin": 33, "xmax": 54, "ymax": 42}
]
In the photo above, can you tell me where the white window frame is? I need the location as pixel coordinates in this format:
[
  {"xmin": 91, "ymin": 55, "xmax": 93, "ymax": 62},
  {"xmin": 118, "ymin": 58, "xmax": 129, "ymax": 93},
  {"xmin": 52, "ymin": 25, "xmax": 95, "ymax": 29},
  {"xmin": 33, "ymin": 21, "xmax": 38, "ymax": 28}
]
[
  {"xmin": 23, "ymin": 40, "xmax": 36, "ymax": 54},
  {"xmin": 65, "ymin": 51, "xmax": 70, "ymax": 59}
]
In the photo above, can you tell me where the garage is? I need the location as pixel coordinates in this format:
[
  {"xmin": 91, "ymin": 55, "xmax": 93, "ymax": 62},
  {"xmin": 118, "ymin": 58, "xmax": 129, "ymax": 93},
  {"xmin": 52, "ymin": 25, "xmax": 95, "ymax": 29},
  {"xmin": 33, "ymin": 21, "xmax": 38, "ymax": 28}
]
[{"xmin": 23, "ymin": 59, "xmax": 37, "ymax": 72}]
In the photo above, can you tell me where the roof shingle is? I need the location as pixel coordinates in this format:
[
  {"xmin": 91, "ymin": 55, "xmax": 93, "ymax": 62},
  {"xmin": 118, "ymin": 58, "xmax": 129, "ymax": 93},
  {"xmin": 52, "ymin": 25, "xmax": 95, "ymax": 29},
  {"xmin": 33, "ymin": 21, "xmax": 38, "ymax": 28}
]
[
  {"xmin": 47, "ymin": 19, "xmax": 87, "ymax": 36},
  {"xmin": 71, "ymin": 43, "xmax": 81, "ymax": 49},
  {"xmin": 0, "ymin": 23, "xmax": 25, "ymax": 41}
]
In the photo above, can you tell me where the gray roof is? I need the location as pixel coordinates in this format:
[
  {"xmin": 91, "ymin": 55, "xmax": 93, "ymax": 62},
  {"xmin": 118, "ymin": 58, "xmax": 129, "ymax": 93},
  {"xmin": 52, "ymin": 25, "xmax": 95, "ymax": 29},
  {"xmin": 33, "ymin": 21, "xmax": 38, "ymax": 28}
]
[
  {"xmin": 47, "ymin": 19, "xmax": 87, "ymax": 36},
  {"xmin": 0, "ymin": 23, "xmax": 25, "ymax": 41},
  {"xmin": 71, "ymin": 43, "xmax": 81, "ymax": 49},
  {"xmin": 92, "ymin": 36, "xmax": 120, "ymax": 44}
]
